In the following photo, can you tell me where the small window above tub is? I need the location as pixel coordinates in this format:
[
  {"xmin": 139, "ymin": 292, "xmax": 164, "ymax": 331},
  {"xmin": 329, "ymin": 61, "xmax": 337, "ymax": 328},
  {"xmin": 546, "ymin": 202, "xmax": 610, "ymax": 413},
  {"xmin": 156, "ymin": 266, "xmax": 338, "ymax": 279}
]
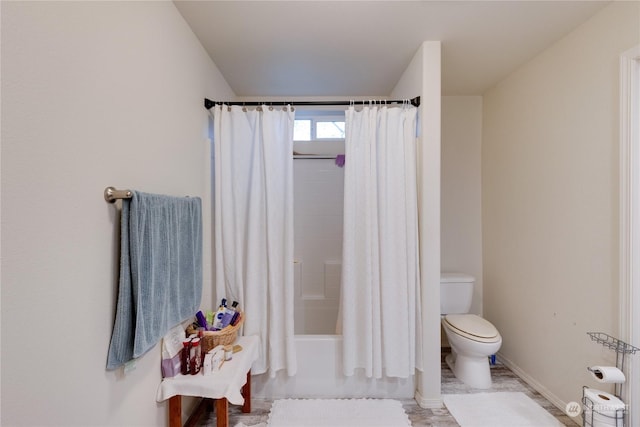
[
  {"xmin": 316, "ymin": 119, "xmax": 345, "ymax": 139},
  {"xmin": 294, "ymin": 110, "xmax": 345, "ymax": 157}
]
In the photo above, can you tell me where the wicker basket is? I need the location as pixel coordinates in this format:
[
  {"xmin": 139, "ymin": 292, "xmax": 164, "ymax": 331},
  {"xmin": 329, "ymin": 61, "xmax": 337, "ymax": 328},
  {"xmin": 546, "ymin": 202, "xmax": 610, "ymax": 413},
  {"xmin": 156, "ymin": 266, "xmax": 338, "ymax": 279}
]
[{"xmin": 188, "ymin": 312, "xmax": 244, "ymax": 355}]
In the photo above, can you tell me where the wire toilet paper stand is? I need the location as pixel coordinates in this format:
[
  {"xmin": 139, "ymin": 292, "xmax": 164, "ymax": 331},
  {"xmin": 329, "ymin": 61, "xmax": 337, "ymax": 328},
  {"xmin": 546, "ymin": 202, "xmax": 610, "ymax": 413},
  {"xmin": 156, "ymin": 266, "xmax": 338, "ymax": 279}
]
[{"xmin": 582, "ymin": 332, "xmax": 639, "ymax": 427}]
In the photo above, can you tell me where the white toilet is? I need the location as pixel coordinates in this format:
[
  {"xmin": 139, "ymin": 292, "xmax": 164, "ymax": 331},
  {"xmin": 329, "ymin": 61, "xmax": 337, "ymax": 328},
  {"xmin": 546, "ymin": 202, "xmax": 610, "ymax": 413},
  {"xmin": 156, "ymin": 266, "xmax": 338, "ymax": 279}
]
[{"xmin": 441, "ymin": 273, "xmax": 502, "ymax": 389}]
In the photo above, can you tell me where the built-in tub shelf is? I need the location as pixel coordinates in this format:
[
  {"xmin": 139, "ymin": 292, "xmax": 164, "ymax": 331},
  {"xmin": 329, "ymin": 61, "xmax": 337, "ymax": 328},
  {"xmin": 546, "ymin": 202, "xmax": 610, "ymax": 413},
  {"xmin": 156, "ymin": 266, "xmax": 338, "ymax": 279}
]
[{"xmin": 587, "ymin": 332, "xmax": 639, "ymax": 355}]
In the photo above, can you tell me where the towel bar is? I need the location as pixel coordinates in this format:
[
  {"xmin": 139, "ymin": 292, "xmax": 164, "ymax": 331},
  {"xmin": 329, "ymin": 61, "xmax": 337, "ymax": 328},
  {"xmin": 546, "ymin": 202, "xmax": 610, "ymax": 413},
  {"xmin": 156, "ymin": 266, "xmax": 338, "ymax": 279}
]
[{"xmin": 104, "ymin": 186, "xmax": 133, "ymax": 203}]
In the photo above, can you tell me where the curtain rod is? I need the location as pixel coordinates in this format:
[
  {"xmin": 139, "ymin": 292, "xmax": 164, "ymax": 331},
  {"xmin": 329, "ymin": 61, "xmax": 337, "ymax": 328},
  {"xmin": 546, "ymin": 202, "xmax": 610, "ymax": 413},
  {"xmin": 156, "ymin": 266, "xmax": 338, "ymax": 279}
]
[{"xmin": 204, "ymin": 96, "xmax": 420, "ymax": 110}]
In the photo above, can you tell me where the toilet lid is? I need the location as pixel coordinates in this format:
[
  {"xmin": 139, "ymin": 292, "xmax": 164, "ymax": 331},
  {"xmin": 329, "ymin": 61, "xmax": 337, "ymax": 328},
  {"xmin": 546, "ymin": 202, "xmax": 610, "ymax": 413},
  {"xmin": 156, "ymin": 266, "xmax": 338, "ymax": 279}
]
[{"xmin": 444, "ymin": 314, "xmax": 499, "ymax": 341}]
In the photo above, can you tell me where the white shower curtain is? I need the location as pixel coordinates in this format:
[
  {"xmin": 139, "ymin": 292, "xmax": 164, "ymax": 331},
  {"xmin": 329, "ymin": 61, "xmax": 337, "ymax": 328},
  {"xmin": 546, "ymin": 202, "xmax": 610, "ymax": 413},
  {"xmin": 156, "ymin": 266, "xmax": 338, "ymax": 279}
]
[
  {"xmin": 341, "ymin": 104, "xmax": 422, "ymax": 379},
  {"xmin": 212, "ymin": 105, "xmax": 296, "ymax": 377}
]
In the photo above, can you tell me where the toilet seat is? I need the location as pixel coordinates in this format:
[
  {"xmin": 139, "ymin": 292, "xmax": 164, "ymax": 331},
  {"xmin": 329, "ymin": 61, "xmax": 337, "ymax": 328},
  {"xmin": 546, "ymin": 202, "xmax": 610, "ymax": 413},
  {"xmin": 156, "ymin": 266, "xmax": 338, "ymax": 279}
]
[{"xmin": 444, "ymin": 314, "xmax": 500, "ymax": 343}]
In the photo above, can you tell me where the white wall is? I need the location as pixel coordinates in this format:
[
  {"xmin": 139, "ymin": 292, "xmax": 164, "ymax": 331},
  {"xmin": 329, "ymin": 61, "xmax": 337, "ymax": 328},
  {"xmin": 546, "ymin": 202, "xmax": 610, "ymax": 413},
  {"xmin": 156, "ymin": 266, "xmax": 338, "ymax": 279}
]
[
  {"xmin": 1, "ymin": 2, "xmax": 234, "ymax": 425},
  {"xmin": 391, "ymin": 41, "xmax": 442, "ymax": 408},
  {"xmin": 482, "ymin": 0, "xmax": 640, "ymax": 415},
  {"xmin": 441, "ymin": 96, "xmax": 483, "ymax": 315},
  {"xmin": 293, "ymin": 158, "xmax": 344, "ymax": 334}
]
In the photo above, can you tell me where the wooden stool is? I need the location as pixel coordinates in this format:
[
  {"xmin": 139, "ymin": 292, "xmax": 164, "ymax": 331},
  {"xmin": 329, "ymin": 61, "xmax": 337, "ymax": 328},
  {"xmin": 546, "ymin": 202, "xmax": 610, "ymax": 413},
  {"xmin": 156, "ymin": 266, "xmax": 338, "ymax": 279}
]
[{"xmin": 157, "ymin": 335, "xmax": 259, "ymax": 427}]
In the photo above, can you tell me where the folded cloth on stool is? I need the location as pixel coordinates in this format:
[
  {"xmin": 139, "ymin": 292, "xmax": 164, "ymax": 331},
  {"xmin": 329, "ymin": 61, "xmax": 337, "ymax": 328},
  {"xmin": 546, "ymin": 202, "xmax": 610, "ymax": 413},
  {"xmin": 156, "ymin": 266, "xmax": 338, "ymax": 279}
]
[{"xmin": 156, "ymin": 335, "xmax": 260, "ymax": 406}]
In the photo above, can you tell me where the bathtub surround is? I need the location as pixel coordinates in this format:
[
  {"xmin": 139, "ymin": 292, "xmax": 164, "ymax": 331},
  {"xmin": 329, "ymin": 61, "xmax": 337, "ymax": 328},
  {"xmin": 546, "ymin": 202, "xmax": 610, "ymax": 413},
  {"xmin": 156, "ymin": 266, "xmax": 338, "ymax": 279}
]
[
  {"xmin": 341, "ymin": 105, "xmax": 421, "ymax": 379},
  {"xmin": 212, "ymin": 105, "xmax": 297, "ymax": 378},
  {"xmin": 252, "ymin": 335, "xmax": 415, "ymax": 399},
  {"xmin": 254, "ymin": 42, "xmax": 442, "ymax": 406},
  {"xmin": 292, "ymin": 158, "xmax": 344, "ymax": 335}
]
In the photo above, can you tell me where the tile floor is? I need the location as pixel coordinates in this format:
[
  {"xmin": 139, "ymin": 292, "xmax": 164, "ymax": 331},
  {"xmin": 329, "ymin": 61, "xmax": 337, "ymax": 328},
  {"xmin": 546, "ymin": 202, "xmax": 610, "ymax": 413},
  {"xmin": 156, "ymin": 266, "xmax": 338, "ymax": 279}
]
[{"xmin": 197, "ymin": 356, "xmax": 579, "ymax": 426}]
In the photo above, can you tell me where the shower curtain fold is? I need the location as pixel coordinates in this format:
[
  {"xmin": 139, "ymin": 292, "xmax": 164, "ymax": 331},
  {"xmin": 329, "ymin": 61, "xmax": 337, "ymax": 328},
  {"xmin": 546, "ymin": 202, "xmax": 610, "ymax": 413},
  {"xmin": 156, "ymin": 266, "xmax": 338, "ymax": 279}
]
[
  {"xmin": 341, "ymin": 105, "xmax": 422, "ymax": 379},
  {"xmin": 212, "ymin": 105, "xmax": 296, "ymax": 377}
]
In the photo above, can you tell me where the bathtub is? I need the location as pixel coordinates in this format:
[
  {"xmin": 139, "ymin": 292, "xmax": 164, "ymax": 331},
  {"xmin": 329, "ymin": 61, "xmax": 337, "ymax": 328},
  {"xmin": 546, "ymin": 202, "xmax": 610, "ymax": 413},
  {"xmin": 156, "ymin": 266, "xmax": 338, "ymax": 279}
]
[{"xmin": 252, "ymin": 335, "xmax": 415, "ymax": 399}]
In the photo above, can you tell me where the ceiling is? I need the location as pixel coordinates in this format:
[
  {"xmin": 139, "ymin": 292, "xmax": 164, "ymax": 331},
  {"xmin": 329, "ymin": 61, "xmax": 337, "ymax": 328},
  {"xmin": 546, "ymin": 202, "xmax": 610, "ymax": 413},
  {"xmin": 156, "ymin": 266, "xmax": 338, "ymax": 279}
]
[{"xmin": 174, "ymin": 1, "xmax": 610, "ymax": 97}]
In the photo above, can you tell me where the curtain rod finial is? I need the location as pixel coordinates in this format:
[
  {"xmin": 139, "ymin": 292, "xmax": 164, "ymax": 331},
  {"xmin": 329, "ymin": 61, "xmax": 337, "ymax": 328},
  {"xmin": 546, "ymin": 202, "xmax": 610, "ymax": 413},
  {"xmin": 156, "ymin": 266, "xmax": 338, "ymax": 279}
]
[{"xmin": 204, "ymin": 98, "xmax": 215, "ymax": 110}]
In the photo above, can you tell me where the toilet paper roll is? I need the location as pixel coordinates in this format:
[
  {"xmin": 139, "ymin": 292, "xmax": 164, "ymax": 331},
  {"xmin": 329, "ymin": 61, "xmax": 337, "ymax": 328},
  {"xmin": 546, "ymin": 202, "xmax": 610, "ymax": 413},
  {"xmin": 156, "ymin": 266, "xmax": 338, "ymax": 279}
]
[
  {"xmin": 583, "ymin": 388, "xmax": 625, "ymax": 426},
  {"xmin": 589, "ymin": 366, "xmax": 626, "ymax": 384},
  {"xmin": 583, "ymin": 408, "xmax": 622, "ymax": 427}
]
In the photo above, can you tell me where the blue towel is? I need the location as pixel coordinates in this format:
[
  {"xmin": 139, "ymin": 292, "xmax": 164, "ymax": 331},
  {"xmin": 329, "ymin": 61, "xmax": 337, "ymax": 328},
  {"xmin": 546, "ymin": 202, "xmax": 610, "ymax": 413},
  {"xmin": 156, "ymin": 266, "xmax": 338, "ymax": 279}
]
[{"xmin": 107, "ymin": 191, "xmax": 202, "ymax": 370}]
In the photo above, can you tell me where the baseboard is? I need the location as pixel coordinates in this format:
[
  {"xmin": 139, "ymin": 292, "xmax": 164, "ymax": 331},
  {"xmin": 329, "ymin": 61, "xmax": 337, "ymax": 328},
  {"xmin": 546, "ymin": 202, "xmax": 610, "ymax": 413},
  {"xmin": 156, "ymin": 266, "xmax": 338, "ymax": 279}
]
[
  {"xmin": 496, "ymin": 352, "xmax": 569, "ymax": 414},
  {"xmin": 414, "ymin": 389, "xmax": 443, "ymax": 409}
]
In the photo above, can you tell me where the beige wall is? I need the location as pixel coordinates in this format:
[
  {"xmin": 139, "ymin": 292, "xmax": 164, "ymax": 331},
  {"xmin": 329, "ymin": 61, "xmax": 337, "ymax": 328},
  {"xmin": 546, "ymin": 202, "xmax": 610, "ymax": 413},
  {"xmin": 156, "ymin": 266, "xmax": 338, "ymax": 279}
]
[
  {"xmin": 482, "ymin": 0, "xmax": 640, "ymax": 413},
  {"xmin": 391, "ymin": 41, "xmax": 442, "ymax": 408},
  {"xmin": 1, "ymin": 2, "xmax": 234, "ymax": 425},
  {"xmin": 442, "ymin": 96, "xmax": 483, "ymax": 316}
]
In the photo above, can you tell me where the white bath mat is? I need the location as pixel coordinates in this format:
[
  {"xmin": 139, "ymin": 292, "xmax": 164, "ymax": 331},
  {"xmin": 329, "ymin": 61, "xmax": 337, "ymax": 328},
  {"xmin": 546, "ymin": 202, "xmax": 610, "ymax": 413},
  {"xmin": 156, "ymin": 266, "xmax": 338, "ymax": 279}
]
[
  {"xmin": 443, "ymin": 392, "xmax": 563, "ymax": 427},
  {"xmin": 266, "ymin": 398, "xmax": 412, "ymax": 426}
]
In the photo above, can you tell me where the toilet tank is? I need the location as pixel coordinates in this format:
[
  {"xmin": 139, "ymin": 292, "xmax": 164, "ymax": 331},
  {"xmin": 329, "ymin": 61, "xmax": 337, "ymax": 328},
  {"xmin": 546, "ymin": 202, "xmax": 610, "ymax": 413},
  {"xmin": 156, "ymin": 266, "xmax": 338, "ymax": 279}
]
[{"xmin": 440, "ymin": 273, "xmax": 475, "ymax": 314}]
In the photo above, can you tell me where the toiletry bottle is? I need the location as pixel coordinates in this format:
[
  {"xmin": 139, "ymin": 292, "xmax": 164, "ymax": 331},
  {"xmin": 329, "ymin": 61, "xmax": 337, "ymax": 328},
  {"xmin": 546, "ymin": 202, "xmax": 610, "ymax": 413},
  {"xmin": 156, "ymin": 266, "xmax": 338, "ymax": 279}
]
[
  {"xmin": 181, "ymin": 339, "xmax": 191, "ymax": 375},
  {"xmin": 190, "ymin": 337, "xmax": 201, "ymax": 375},
  {"xmin": 212, "ymin": 299, "xmax": 228, "ymax": 330},
  {"xmin": 230, "ymin": 301, "xmax": 241, "ymax": 326},
  {"xmin": 206, "ymin": 311, "xmax": 215, "ymax": 330},
  {"xmin": 195, "ymin": 311, "xmax": 208, "ymax": 329},
  {"xmin": 220, "ymin": 301, "xmax": 237, "ymax": 328}
]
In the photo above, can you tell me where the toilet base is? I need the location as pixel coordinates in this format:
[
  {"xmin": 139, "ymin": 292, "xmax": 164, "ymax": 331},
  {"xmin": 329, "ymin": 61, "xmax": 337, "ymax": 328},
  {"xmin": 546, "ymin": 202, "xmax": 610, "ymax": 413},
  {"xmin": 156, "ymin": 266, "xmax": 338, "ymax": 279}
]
[{"xmin": 445, "ymin": 352, "xmax": 493, "ymax": 389}]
